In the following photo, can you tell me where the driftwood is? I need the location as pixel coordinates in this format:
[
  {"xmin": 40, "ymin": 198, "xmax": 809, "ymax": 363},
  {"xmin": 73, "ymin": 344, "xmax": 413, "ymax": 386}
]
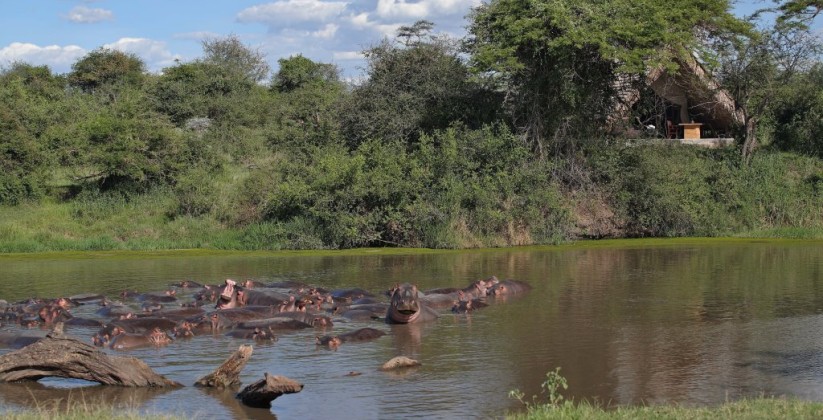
[
  {"xmin": 195, "ymin": 344, "xmax": 253, "ymax": 388},
  {"xmin": 236, "ymin": 372, "xmax": 303, "ymax": 408},
  {"xmin": 0, "ymin": 323, "xmax": 180, "ymax": 387}
]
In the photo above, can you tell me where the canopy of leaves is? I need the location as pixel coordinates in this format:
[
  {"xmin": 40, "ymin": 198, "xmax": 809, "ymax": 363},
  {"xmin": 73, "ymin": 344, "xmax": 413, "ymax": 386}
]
[
  {"xmin": 466, "ymin": 0, "xmax": 750, "ymax": 154},
  {"xmin": 68, "ymin": 48, "xmax": 145, "ymax": 93},
  {"xmin": 201, "ymin": 35, "xmax": 270, "ymax": 83},
  {"xmin": 341, "ymin": 22, "xmax": 499, "ymax": 148}
]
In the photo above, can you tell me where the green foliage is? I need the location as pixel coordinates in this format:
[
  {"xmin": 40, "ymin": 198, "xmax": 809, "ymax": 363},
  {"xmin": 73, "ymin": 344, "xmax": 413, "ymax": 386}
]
[
  {"xmin": 467, "ymin": 0, "xmax": 750, "ymax": 154},
  {"xmin": 267, "ymin": 56, "xmax": 345, "ymax": 148},
  {"xmin": 510, "ymin": 368, "xmax": 569, "ymax": 410},
  {"xmin": 67, "ymin": 48, "xmax": 146, "ymax": 93},
  {"xmin": 341, "ymin": 22, "xmax": 499, "ymax": 148},
  {"xmin": 771, "ymin": 64, "xmax": 823, "ymax": 158},
  {"xmin": 201, "ymin": 34, "xmax": 270, "ymax": 83}
]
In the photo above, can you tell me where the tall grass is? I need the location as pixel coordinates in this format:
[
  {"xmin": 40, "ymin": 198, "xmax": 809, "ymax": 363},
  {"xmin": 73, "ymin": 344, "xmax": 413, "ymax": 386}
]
[
  {"xmin": 508, "ymin": 368, "xmax": 823, "ymax": 419},
  {"xmin": 1, "ymin": 398, "xmax": 183, "ymax": 420}
]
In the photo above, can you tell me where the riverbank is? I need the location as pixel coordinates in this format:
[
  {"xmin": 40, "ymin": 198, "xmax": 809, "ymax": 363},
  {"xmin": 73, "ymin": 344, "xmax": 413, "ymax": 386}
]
[{"xmin": 509, "ymin": 398, "xmax": 823, "ymax": 419}]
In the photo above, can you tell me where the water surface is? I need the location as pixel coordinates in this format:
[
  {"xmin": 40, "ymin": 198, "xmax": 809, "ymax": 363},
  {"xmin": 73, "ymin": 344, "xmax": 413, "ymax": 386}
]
[{"xmin": 1, "ymin": 240, "xmax": 822, "ymax": 419}]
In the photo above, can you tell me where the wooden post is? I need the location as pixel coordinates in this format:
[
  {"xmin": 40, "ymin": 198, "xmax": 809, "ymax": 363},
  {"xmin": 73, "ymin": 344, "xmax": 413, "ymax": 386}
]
[{"xmin": 195, "ymin": 345, "xmax": 253, "ymax": 388}]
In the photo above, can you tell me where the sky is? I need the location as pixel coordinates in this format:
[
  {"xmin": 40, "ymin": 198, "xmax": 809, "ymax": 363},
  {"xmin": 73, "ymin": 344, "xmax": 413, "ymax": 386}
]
[{"xmin": 0, "ymin": 1, "xmax": 816, "ymax": 80}]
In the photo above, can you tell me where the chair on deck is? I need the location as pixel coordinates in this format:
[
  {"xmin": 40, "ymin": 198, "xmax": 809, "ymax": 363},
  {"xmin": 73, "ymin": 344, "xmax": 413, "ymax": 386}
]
[{"xmin": 665, "ymin": 120, "xmax": 677, "ymax": 139}]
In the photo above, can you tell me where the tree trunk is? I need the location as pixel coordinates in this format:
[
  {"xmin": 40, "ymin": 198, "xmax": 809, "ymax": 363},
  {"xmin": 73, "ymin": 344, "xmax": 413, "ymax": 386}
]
[
  {"xmin": 236, "ymin": 373, "xmax": 303, "ymax": 408},
  {"xmin": 741, "ymin": 115, "xmax": 758, "ymax": 165},
  {"xmin": 195, "ymin": 344, "xmax": 253, "ymax": 388},
  {"xmin": 0, "ymin": 325, "xmax": 180, "ymax": 387}
]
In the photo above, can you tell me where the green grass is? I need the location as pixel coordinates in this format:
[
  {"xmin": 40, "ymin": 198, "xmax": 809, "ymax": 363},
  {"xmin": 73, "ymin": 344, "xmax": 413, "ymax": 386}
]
[
  {"xmin": 0, "ymin": 399, "xmax": 184, "ymax": 420},
  {"xmin": 508, "ymin": 398, "xmax": 823, "ymax": 419}
]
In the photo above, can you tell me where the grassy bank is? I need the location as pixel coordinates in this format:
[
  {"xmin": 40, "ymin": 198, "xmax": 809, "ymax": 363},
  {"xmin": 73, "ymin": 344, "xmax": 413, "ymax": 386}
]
[
  {"xmin": 1, "ymin": 146, "xmax": 821, "ymax": 254},
  {"xmin": 509, "ymin": 398, "xmax": 823, "ymax": 419}
]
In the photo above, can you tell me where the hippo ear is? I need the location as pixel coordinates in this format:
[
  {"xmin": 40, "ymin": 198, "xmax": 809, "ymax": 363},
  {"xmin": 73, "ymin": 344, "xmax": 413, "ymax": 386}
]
[{"xmin": 315, "ymin": 336, "xmax": 322, "ymax": 344}]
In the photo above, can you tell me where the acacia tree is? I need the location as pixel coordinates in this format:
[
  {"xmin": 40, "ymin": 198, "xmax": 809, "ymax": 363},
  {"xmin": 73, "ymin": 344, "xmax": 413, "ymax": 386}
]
[
  {"xmin": 201, "ymin": 35, "xmax": 270, "ymax": 83},
  {"xmin": 714, "ymin": 21, "xmax": 822, "ymax": 163},
  {"xmin": 340, "ymin": 21, "xmax": 498, "ymax": 149},
  {"xmin": 466, "ymin": 0, "xmax": 749, "ymax": 157},
  {"xmin": 268, "ymin": 55, "xmax": 345, "ymax": 147},
  {"xmin": 68, "ymin": 48, "xmax": 145, "ymax": 94}
]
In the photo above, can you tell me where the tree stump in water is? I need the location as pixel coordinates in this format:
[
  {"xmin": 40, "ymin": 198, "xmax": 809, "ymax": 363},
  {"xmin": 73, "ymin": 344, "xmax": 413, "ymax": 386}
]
[
  {"xmin": 236, "ymin": 373, "xmax": 303, "ymax": 408},
  {"xmin": 0, "ymin": 323, "xmax": 180, "ymax": 387},
  {"xmin": 195, "ymin": 344, "xmax": 253, "ymax": 388}
]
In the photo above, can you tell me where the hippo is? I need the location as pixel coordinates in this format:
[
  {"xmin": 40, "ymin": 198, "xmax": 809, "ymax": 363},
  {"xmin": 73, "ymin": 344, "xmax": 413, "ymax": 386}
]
[
  {"xmin": 68, "ymin": 293, "xmax": 106, "ymax": 305},
  {"xmin": 386, "ymin": 283, "xmax": 439, "ymax": 324},
  {"xmin": 207, "ymin": 308, "xmax": 270, "ymax": 331},
  {"xmin": 316, "ymin": 327, "xmax": 386, "ymax": 349},
  {"xmin": 109, "ymin": 327, "xmax": 172, "ymax": 350},
  {"xmin": 421, "ymin": 293, "xmax": 457, "ymax": 309},
  {"xmin": 235, "ymin": 317, "xmax": 314, "ymax": 331},
  {"xmin": 273, "ymin": 311, "xmax": 333, "ymax": 327},
  {"xmin": 172, "ymin": 280, "xmax": 204, "ymax": 288},
  {"xmin": 487, "ymin": 280, "xmax": 532, "ymax": 296},
  {"xmin": 331, "ymin": 288, "xmax": 374, "ymax": 300},
  {"xmin": 226, "ymin": 326, "xmax": 277, "ymax": 341},
  {"xmin": 451, "ymin": 298, "xmax": 488, "ymax": 314},
  {"xmin": 110, "ymin": 317, "xmax": 178, "ymax": 333}
]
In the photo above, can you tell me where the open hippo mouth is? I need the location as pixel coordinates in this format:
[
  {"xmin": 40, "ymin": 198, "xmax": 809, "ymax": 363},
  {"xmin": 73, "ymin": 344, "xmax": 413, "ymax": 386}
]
[{"xmin": 388, "ymin": 302, "xmax": 420, "ymax": 323}]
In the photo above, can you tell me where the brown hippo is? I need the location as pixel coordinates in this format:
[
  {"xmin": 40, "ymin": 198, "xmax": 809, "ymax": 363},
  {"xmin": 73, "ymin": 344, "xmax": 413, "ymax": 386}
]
[
  {"xmin": 235, "ymin": 317, "xmax": 314, "ymax": 331},
  {"xmin": 111, "ymin": 317, "xmax": 178, "ymax": 333},
  {"xmin": 109, "ymin": 327, "xmax": 172, "ymax": 350},
  {"xmin": 226, "ymin": 326, "xmax": 277, "ymax": 341},
  {"xmin": 316, "ymin": 327, "xmax": 386, "ymax": 349},
  {"xmin": 487, "ymin": 279, "xmax": 532, "ymax": 296},
  {"xmin": 386, "ymin": 283, "xmax": 439, "ymax": 324},
  {"xmin": 451, "ymin": 298, "xmax": 488, "ymax": 314},
  {"xmin": 172, "ymin": 280, "xmax": 204, "ymax": 288}
]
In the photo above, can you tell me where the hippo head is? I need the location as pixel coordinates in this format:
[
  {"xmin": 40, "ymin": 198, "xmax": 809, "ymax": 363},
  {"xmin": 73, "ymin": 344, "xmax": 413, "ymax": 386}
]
[{"xmin": 387, "ymin": 283, "xmax": 422, "ymax": 324}]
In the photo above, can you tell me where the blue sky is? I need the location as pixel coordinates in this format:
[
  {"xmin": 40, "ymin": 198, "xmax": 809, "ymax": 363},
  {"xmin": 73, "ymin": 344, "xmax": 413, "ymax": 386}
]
[{"xmin": 0, "ymin": 1, "xmax": 816, "ymax": 80}]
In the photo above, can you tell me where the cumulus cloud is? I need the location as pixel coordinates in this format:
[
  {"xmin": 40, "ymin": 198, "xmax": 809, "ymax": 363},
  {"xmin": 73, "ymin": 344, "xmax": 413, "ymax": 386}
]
[
  {"xmin": 173, "ymin": 31, "xmax": 222, "ymax": 41},
  {"xmin": 332, "ymin": 50, "xmax": 363, "ymax": 60},
  {"xmin": 313, "ymin": 23, "xmax": 340, "ymax": 39},
  {"xmin": 237, "ymin": 0, "xmax": 349, "ymax": 25},
  {"xmin": 374, "ymin": 0, "xmax": 480, "ymax": 20},
  {"xmin": 63, "ymin": 5, "xmax": 114, "ymax": 23},
  {"xmin": 0, "ymin": 42, "xmax": 86, "ymax": 72},
  {"xmin": 103, "ymin": 38, "xmax": 182, "ymax": 72}
]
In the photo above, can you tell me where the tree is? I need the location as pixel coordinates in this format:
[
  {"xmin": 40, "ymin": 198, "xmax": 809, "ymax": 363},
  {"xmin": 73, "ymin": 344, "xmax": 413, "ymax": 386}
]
[
  {"xmin": 714, "ymin": 21, "xmax": 822, "ymax": 162},
  {"xmin": 268, "ymin": 56, "xmax": 345, "ymax": 147},
  {"xmin": 340, "ymin": 21, "xmax": 498, "ymax": 148},
  {"xmin": 776, "ymin": 0, "xmax": 822, "ymax": 24},
  {"xmin": 466, "ymin": 0, "xmax": 749, "ymax": 157},
  {"xmin": 68, "ymin": 48, "xmax": 145, "ymax": 93},
  {"xmin": 201, "ymin": 35, "xmax": 270, "ymax": 83},
  {"xmin": 272, "ymin": 55, "xmax": 339, "ymax": 93}
]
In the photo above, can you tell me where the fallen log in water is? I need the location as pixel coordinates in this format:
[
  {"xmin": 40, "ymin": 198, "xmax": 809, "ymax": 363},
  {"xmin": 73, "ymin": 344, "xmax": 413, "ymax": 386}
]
[
  {"xmin": 195, "ymin": 344, "xmax": 253, "ymax": 388},
  {"xmin": 236, "ymin": 373, "xmax": 303, "ymax": 408},
  {"xmin": 0, "ymin": 323, "xmax": 180, "ymax": 387}
]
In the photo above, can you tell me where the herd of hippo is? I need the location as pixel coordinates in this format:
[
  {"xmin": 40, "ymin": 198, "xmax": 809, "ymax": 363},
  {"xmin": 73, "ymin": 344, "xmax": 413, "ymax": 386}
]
[{"xmin": 0, "ymin": 276, "xmax": 532, "ymax": 351}]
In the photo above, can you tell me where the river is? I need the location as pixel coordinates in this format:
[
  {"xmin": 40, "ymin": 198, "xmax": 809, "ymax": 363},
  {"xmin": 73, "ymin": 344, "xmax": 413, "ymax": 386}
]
[{"xmin": 0, "ymin": 239, "xmax": 822, "ymax": 419}]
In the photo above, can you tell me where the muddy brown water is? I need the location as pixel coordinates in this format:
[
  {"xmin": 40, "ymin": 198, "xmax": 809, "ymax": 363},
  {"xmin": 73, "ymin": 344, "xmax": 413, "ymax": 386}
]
[{"xmin": 0, "ymin": 240, "xmax": 822, "ymax": 419}]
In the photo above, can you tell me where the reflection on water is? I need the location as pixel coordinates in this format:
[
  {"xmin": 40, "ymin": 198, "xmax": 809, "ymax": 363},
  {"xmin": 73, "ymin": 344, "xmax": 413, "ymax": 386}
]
[{"xmin": 0, "ymin": 241, "xmax": 822, "ymax": 418}]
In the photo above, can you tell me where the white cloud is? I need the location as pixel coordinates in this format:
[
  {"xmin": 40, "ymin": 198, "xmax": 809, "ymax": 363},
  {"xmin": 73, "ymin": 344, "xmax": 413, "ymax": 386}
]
[
  {"xmin": 173, "ymin": 31, "xmax": 222, "ymax": 41},
  {"xmin": 374, "ymin": 0, "xmax": 480, "ymax": 20},
  {"xmin": 0, "ymin": 42, "xmax": 86, "ymax": 71},
  {"xmin": 332, "ymin": 50, "xmax": 363, "ymax": 60},
  {"xmin": 63, "ymin": 5, "xmax": 114, "ymax": 23},
  {"xmin": 313, "ymin": 23, "xmax": 339, "ymax": 39},
  {"xmin": 103, "ymin": 38, "xmax": 182, "ymax": 72},
  {"xmin": 237, "ymin": 0, "xmax": 349, "ymax": 24}
]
